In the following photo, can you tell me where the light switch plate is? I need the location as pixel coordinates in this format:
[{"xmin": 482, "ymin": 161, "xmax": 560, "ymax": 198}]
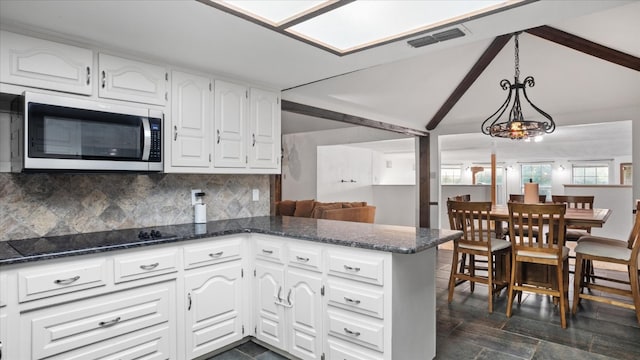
[{"xmin": 252, "ymin": 189, "xmax": 259, "ymax": 201}]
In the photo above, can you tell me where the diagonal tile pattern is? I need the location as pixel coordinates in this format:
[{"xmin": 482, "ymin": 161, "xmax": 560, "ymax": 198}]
[{"xmin": 0, "ymin": 173, "xmax": 270, "ymax": 241}]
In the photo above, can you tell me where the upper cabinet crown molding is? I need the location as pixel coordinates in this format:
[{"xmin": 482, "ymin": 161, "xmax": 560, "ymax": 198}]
[
  {"xmin": 0, "ymin": 30, "xmax": 93, "ymax": 95},
  {"xmin": 98, "ymin": 53, "xmax": 168, "ymax": 106}
]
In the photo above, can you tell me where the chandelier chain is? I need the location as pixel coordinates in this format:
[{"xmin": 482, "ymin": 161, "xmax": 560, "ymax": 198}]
[{"xmin": 514, "ymin": 33, "xmax": 520, "ymax": 80}]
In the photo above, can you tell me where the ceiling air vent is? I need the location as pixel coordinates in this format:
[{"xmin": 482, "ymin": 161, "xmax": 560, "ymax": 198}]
[{"xmin": 407, "ymin": 27, "xmax": 466, "ymax": 48}]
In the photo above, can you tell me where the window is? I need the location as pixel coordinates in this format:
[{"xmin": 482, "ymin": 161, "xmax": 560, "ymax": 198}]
[
  {"xmin": 521, "ymin": 164, "xmax": 552, "ymax": 198},
  {"xmin": 572, "ymin": 165, "xmax": 609, "ymax": 185},
  {"xmin": 475, "ymin": 167, "xmax": 503, "ymax": 185},
  {"xmin": 441, "ymin": 167, "xmax": 461, "ymax": 184}
]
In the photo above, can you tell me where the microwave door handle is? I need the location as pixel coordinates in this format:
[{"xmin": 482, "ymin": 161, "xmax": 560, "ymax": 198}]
[{"xmin": 141, "ymin": 117, "xmax": 151, "ymax": 161}]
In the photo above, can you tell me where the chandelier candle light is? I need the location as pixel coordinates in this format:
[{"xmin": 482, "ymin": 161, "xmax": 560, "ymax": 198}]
[{"xmin": 481, "ymin": 33, "xmax": 555, "ymax": 140}]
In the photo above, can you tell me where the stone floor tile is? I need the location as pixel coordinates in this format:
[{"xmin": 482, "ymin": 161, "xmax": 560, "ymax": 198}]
[{"xmin": 531, "ymin": 340, "xmax": 615, "ymax": 360}]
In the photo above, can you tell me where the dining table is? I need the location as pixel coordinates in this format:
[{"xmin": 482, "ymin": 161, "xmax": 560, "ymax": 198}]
[
  {"xmin": 488, "ymin": 204, "xmax": 612, "ymax": 286},
  {"xmin": 489, "ymin": 204, "xmax": 612, "ymax": 239}
]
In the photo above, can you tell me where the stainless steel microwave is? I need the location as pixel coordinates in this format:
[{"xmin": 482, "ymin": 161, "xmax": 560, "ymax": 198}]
[{"xmin": 11, "ymin": 92, "xmax": 163, "ymax": 172}]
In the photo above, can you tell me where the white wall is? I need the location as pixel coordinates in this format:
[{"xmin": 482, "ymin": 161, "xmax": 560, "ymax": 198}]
[
  {"xmin": 372, "ymin": 185, "xmax": 416, "ymax": 226},
  {"xmin": 281, "ymin": 126, "xmax": 408, "ymax": 200},
  {"xmin": 317, "ymin": 145, "xmax": 373, "ymax": 204},
  {"xmin": 634, "ymin": 119, "xmax": 640, "ymax": 203},
  {"xmin": 565, "ymin": 185, "xmax": 633, "ymax": 240}
]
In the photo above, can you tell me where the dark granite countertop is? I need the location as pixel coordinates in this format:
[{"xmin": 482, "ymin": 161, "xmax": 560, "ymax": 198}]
[{"xmin": 0, "ymin": 216, "xmax": 462, "ymax": 265}]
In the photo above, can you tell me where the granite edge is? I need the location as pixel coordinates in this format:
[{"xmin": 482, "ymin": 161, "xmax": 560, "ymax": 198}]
[{"xmin": 0, "ymin": 218, "xmax": 462, "ymax": 266}]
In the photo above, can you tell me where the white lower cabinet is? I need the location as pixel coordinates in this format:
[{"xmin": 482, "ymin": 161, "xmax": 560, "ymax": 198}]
[
  {"xmin": 254, "ymin": 260, "xmax": 286, "ymax": 349},
  {"xmin": 21, "ymin": 280, "xmax": 175, "ymax": 359},
  {"xmin": 184, "ymin": 260, "xmax": 245, "ymax": 359},
  {"xmin": 254, "ymin": 238, "xmax": 323, "ymax": 360},
  {"xmin": 47, "ymin": 324, "xmax": 171, "ymax": 360},
  {"xmin": 287, "ymin": 267, "xmax": 323, "ymax": 360},
  {"xmin": 0, "ymin": 234, "xmax": 439, "ymax": 360},
  {"xmin": 0, "ymin": 309, "xmax": 7, "ymax": 360}
]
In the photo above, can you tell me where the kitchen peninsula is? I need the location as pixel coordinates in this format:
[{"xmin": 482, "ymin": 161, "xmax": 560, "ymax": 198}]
[{"xmin": 0, "ymin": 216, "xmax": 461, "ymax": 360}]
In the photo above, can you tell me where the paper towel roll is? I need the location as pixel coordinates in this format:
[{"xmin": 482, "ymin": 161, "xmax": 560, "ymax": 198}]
[
  {"xmin": 194, "ymin": 203, "xmax": 207, "ymax": 223},
  {"xmin": 524, "ymin": 183, "xmax": 539, "ymax": 204}
]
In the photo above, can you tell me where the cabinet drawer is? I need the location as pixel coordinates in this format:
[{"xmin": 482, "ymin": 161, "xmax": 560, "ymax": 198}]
[
  {"xmin": 327, "ymin": 280, "xmax": 384, "ymax": 319},
  {"xmin": 288, "ymin": 244, "xmax": 322, "ymax": 271},
  {"xmin": 184, "ymin": 238, "xmax": 242, "ymax": 269},
  {"xmin": 47, "ymin": 324, "xmax": 171, "ymax": 360},
  {"xmin": 255, "ymin": 238, "xmax": 285, "ymax": 263},
  {"xmin": 114, "ymin": 249, "xmax": 178, "ymax": 283},
  {"xmin": 327, "ymin": 309, "xmax": 384, "ymax": 352},
  {"xmin": 328, "ymin": 338, "xmax": 383, "ymax": 360},
  {"xmin": 25, "ymin": 281, "xmax": 173, "ymax": 359},
  {"xmin": 328, "ymin": 251, "xmax": 385, "ymax": 286},
  {"xmin": 18, "ymin": 259, "xmax": 108, "ymax": 303}
]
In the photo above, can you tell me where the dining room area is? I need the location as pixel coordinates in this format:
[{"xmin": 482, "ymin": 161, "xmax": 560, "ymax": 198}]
[{"xmin": 431, "ymin": 115, "xmax": 639, "ymax": 359}]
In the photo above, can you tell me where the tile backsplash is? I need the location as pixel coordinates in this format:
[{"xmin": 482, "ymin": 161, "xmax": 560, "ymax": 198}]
[{"xmin": 0, "ymin": 173, "xmax": 270, "ymax": 241}]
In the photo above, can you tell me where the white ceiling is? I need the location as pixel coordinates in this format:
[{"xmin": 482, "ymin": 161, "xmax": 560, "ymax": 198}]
[{"xmin": 0, "ymin": 0, "xmax": 638, "ymax": 159}]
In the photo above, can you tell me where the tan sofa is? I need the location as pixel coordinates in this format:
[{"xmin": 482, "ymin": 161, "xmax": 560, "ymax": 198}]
[{"xmin": 275, "ymin": 199, "xmax": 376, "ymax": 224}]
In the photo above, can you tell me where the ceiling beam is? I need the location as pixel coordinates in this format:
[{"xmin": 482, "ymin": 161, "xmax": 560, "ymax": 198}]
[
  {"xmin": 425, "ymin": 34, "xmax": 512, "ymax": 131},
  {"xmin": 281, "ymin": 100, "xmax": 428, "ymax": 137},
  {"xmin": 526, "ymin": 25, "xmax": 640, "ymax": 72}
]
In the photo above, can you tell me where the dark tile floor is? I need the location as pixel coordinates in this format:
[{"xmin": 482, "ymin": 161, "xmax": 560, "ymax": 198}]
[{"xmin": 208, "ymin": 249, "xmax": 639, "ymax": 360}]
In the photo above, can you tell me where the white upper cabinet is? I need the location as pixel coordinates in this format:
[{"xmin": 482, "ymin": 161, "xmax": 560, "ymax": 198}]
[
  {"xmin": 170, "ymin": 70, "xmax": 211, "ymax": 169},
  {"xmin": 214, "ymin": 80, "xmax": 247, "ymax": 168},
  {"xmin": 249, "ymin": 88, "xmax": 281, "ymax": 169},
  {"xmin": 0, "ymin": 30, "xmax": 93, "ymax": 95},
  {"xmin": 98, "ymin": 53, "xmax": 168, "ymax": 105}
]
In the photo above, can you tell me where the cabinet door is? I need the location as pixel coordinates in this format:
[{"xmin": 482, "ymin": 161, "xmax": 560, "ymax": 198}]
[
  {"xmin": 171, "ymin": 70, "xmax": 211, "ymax": 168},
  {"xmin": 249, "ymin": 88, "xmax": 281, "ymax": 169},
  {"xmin": 98, "ymin": 53, "xmax": 167, "ymax": 105},
  {"xmin": 184, "ymin": 261, "xmax": 244, "ymax": 359},
  {"xmin": 254, "ymin": 261, "xmax": 286, "ymax": 349},
  {"xmin": 0, "ymin": 30, "xmax": 92, "ymax": 95},
  {"xmin": 0, "ymin": 310, "xmax": 8, "ymax": 360},
  {"xmin": 287, "ymin": 268, "xmax": 323, "ymax": 360},
  {"xmin": 214, "ymin": 80, "xmax": 247, "ymax": 168}
]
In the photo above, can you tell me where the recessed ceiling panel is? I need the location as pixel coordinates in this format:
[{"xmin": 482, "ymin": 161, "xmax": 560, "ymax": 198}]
[
  {"xmin": 287, "ymin": 0, "xmax": 505, "ymax": 52},
  {"xmin": 208, "ymin": 0, "xmax": 531, "ymax": 55},
  {"xmin": 220, "ymin": 0, "xmax": 330, "ymax": 26}
]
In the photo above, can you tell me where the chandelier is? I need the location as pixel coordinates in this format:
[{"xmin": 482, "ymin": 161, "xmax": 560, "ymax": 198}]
[{"xmin": 481, "ymin": 33, "xmax": 555, "ymax": 140}]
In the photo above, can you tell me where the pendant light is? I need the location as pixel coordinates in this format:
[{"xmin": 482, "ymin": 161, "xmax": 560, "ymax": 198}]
[{"xmin": 481, "ymin": 33, "xmax": 555, "ymax": 140}]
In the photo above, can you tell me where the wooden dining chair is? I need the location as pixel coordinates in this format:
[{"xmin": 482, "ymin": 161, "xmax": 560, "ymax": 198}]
[
  {"xmin": 506, "ymin": 202, "xmax": 570, "ymax": 328},
  {"xmin": 572, "ymin": 202, "xmax": 640, "ymax": 324},
  {"xmin": 507, "ymin": 194, "xmax": 547, "ymax": 242},
  {"xmin": 450, "ymin": 194, "xmax": 471, "ymax": 202},
  {"xmin": 447, "ymin": 200, "xmax": 512, "ymax": 313},
  {"xmin": 551, "ymin": 195, "xmax": 595, "ymax": 241},
  {"xmin": 447, "ymin": 194, "xmax": 473, "ymax": 281},
  {"xmin": 509, "ymin": 194, "xmax": 547, "ymax": 203}
]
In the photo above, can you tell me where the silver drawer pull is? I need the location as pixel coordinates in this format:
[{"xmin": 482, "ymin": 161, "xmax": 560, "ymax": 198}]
[
  {"xmin": 99, "ymin": 317, "xmax": 121, "ymax": 328},
  {"xmin": 262, "ymin": 249, "xmax": 273, "ymax": 254},
  {"xmin": 344, "ymin": 297, "xmax": 361, "ymax": 305},
  {"xmin": 344, "ymin": 327, "xmax": 361, "ymax": 336},
  {"xmin": 139, "ymin": 262, "xmax": 159, "ymax": 270},
  {"xmin": 54, "ymin": 275, "xmax": 80, "ymax": 285},
  {"xmin": 344, "ymin": 265, "xmax": 361, "ymax": 272},
  {"xmin": 296, "ymin": 256, "xmax": 310, "ymax": 262},
  {"xmin": 209, "ymin": 251, "xmax": 224, "ymax": 258}
]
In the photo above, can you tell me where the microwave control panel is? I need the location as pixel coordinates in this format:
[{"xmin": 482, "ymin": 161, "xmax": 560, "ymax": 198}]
[{"xmin": 149, "ymin": 118, "xmax": 162, "ymax": 162}]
